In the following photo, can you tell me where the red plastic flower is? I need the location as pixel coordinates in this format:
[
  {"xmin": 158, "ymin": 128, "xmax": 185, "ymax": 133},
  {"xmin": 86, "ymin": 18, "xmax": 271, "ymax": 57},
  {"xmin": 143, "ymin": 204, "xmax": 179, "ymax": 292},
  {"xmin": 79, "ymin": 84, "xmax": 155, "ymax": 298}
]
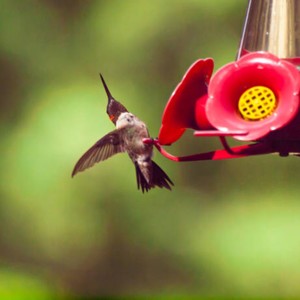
[
  {"xmin": 206, "ymin": 52, "xmax": 300, "ymax": 141},
  {"xmin": 158, "ymin": 59, "xmax": 214, "ymax": 145}
]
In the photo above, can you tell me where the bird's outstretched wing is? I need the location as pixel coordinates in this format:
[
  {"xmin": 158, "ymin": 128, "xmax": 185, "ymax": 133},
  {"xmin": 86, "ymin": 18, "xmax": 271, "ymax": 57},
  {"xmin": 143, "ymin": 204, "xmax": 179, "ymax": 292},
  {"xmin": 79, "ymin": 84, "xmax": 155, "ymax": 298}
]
[{"xmin": 72, "ymin": 129, "xmax": 125, "ymax": 177}]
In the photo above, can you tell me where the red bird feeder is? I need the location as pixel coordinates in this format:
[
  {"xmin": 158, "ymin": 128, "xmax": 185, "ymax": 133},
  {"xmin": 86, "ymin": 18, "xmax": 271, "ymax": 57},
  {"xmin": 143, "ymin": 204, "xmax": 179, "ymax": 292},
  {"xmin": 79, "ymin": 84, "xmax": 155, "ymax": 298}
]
[{"xmin": 144, "ymin": 0, "xmax": 300, "ymax": 161}]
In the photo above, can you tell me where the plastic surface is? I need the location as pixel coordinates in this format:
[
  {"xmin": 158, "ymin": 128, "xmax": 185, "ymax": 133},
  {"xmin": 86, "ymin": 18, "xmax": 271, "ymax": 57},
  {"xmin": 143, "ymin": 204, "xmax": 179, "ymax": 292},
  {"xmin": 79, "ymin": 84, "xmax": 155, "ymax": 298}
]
[
  {"xmin": 153, "ymin": 52, "xmax": 300, "ymax": 161},
  {"xmin": 238, "ymin": 85, "xmax": 277, "ymax": 121},
  {"xmin": 158, "ymin": 58, "xmax": 214, "ymax": 145},
  {"xmin": 206, "ymin": 52, "xmax": 300, "ymax": 141}
]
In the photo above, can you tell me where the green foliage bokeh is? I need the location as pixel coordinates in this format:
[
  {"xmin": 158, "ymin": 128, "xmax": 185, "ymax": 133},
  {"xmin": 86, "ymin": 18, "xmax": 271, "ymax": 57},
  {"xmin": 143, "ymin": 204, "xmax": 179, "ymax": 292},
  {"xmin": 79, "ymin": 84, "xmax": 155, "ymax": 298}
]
[{"xmin": 1, "ymin": 0, "xmax": 300, "ymax": 298}]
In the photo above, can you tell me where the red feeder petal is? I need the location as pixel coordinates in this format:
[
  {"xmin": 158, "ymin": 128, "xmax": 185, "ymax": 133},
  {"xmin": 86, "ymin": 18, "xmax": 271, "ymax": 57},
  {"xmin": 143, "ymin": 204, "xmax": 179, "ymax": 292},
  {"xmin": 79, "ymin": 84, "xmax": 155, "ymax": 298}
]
[{"xmin": 158, "ymin": 58, "xmax": 214, "ymax": 145}]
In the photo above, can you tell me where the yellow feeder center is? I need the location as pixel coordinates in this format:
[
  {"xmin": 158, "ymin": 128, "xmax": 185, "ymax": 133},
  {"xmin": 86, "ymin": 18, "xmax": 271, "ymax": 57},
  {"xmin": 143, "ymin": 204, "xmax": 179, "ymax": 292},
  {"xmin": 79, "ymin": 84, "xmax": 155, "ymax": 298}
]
[{"xmin": 238, "ymin": 86, "xmax": 277, "ymax": 121}]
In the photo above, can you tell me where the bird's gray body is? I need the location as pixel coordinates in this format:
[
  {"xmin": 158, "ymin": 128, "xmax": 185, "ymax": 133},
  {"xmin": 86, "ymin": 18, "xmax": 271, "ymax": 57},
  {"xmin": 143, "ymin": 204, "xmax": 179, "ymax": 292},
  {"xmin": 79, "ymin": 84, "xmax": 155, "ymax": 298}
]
[{"xmin": 117, "ymin": 112, "xmax": 153, "ymax": 184}]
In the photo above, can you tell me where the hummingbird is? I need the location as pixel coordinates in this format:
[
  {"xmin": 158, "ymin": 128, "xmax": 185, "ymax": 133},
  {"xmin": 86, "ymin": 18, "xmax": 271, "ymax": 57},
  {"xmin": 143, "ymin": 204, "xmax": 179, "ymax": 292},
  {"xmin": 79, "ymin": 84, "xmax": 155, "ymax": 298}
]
[{"xmin": 72, "ymin": 74, "xmax": 174, "ymax": 193}]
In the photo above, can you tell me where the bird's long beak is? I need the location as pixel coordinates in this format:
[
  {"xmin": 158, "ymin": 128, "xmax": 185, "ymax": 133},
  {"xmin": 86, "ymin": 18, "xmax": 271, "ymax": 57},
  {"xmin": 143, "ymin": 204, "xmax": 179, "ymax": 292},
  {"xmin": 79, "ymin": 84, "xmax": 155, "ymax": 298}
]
[{"xmin": 99, "ymin": 74, "xmax": 114, "ymax": 102}]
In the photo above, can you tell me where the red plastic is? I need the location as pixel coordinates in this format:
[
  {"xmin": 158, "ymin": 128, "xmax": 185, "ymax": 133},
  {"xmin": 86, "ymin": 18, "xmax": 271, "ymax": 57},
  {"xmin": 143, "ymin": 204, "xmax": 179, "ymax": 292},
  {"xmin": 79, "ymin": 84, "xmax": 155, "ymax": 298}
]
[
  {"xmin": 143, "ymin": 137, "xmax": 274, "ymax": 161},
  {"xmin": 206, "ymin": 52, "xmax": 300, "ymax": 141},
  {"xmin": 154, "ymin": 51, "xmax": 300, "ymax": 162},
  {"xmin": 158, "ymin": 58, "xmax": 214, "ymax": 145}
]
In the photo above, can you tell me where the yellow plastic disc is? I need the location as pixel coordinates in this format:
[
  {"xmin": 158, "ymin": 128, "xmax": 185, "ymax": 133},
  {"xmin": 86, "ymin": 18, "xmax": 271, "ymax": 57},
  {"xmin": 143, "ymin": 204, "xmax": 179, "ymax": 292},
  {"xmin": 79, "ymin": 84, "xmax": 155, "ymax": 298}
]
[{"xmin": 238, "ymin": 86, "xmax": 277, "ymax": 121}]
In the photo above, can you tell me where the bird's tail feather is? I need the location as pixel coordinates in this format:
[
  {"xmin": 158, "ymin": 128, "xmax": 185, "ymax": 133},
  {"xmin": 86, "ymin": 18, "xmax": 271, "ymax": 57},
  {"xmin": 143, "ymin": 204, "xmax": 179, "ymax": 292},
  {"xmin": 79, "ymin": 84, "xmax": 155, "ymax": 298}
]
[{"xmin": 135, "ymin": 161, "xmax": 174, "ymax": 193}]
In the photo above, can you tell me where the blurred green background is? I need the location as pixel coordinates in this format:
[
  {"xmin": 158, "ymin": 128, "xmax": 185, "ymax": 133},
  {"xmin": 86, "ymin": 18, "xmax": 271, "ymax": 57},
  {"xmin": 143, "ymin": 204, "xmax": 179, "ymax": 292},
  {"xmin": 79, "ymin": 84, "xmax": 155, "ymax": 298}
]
[{"xmin": 1, "ymin": 0, "xmax": 300, "ymax": 298}]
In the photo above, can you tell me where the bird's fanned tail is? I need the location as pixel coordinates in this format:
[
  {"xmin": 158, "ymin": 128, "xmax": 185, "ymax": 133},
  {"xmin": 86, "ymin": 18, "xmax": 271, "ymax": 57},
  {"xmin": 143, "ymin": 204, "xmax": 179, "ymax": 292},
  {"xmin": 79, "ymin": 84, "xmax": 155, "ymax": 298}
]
[{"xmin": 135, "ymin": 161, "xmax": 174, "ymax": 193}]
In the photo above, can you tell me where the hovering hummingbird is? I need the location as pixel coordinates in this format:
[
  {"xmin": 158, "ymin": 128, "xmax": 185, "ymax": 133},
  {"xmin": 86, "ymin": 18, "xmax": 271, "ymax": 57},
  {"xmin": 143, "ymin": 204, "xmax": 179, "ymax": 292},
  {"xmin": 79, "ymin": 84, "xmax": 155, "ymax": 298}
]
[{"xmin": 72, "ymin": 74, "xmax": 174, "ymax": 193}]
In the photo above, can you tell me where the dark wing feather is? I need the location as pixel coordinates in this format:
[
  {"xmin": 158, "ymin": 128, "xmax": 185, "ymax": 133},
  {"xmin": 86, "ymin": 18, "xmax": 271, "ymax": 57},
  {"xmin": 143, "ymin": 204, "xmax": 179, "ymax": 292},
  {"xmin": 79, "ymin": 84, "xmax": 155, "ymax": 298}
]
[{"xmin": 72, "ymin": 130, "xmax": 125, "ymax": 177}]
